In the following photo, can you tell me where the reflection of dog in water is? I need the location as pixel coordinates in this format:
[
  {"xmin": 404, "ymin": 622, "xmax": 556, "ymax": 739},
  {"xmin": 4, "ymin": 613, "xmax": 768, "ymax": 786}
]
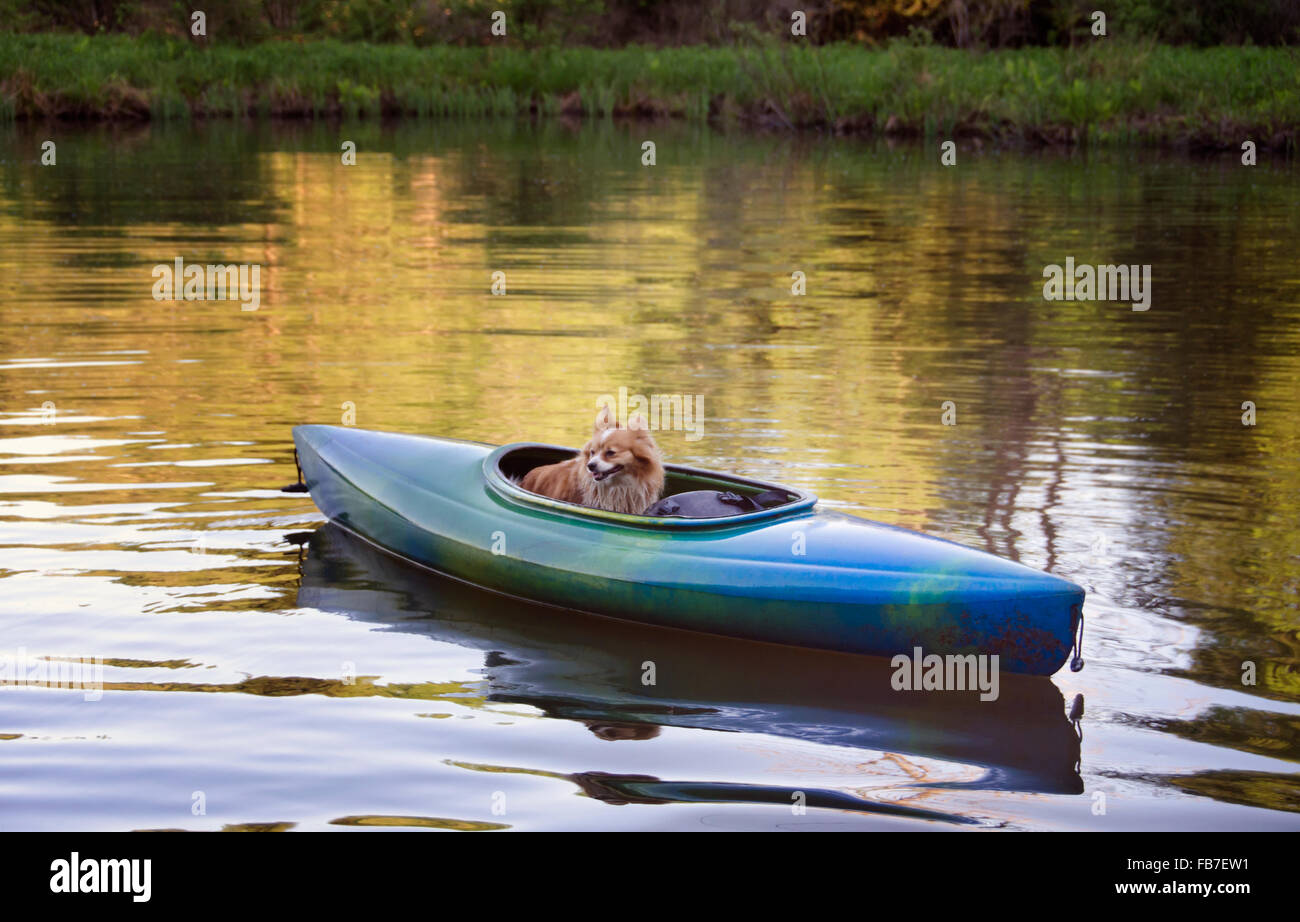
[{"xmin": 581, "ymin": 721, "xmax": 661, "ymax": 742}]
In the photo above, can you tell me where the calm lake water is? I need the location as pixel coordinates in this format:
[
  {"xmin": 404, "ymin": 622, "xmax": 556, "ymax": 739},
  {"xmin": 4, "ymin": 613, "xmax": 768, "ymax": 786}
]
[{"xmin": 0, "ymin": 120, "xmax": 1297, "ymax": 831}]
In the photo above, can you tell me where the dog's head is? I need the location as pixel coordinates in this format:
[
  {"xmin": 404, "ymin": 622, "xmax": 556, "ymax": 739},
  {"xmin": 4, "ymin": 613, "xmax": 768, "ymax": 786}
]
[{"xmin": 581, "ymin": 404, "xmax": 659, "ymax": 486}]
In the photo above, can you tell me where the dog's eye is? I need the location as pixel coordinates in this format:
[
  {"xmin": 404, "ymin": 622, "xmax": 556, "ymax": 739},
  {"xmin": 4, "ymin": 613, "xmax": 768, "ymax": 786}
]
[{"xmin": 604, "ymin": 449, "xmax": 614, "ymax": 457}]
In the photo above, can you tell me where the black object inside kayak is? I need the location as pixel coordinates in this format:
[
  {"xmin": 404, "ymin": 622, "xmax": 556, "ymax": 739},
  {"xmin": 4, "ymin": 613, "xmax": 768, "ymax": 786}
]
[{"xmin": 645, "ymin": 489, "xmax": 793, "ymax": 518}]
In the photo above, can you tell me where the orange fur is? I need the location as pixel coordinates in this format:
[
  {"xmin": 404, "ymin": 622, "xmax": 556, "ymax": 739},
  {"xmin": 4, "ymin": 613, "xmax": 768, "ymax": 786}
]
[{"xmin": 520, "ymin": 405, "xmax": 665, "ymax": 515}]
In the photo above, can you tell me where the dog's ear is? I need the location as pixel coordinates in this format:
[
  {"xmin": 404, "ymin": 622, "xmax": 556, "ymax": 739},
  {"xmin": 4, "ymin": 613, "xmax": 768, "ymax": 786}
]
[
  {"xmin": 626, "ymin": 412, "xmax": 649, "ymax": 432},
  {"xmin": 594, "ymin": 403, "xmax": 616, "ymax": 434}
]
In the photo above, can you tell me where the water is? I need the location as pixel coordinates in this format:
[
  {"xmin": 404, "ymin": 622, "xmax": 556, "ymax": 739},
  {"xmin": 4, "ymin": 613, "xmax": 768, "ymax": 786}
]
[{"xmin": 1, "ymin": 120, "xmax": 1297, "ymax": 831}]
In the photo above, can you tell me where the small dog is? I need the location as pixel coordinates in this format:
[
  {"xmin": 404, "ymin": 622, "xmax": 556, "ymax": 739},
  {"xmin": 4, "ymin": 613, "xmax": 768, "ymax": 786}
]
[{"xmin": 520, "ymin": 405, "xmax": 664, "ymax": 514}]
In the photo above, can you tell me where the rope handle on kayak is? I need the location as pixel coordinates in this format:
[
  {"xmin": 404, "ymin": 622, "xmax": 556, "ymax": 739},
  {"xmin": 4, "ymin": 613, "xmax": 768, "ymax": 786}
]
[
  {"xmin": 280, "ymin": 448, "xmax": 309, "ymax": 493},
  {"xmin": 1069, "ymin": 605, "xmax": 1085, "ymax": 672}
]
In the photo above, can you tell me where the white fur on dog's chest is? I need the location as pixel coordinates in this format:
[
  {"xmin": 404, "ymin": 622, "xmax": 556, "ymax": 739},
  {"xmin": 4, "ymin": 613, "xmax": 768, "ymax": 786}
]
[{"xmin": 581, "ymin": 476, "xmax": 658, "ymax": 514}]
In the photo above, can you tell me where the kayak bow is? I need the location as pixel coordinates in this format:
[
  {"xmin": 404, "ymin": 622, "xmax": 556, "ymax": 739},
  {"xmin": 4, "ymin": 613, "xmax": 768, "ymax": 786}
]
[{"xmin": 291, "ymin": 425, "xmax": 1085, "ymax": 675}]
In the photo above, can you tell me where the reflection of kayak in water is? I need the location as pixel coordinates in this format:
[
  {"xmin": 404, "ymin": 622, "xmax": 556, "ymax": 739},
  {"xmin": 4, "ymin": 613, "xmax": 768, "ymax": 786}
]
[
  {"xmin": 295, "ymin": 523, "xmax": 1083, "ymax": 797},
  {"xmin": 292, "ymin": 425, "xmax": 1085, "ymax": 675}
]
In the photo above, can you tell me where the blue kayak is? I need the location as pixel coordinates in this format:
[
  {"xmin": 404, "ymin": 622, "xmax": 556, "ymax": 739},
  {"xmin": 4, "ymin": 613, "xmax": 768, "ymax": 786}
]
[{"xmin": 291, "ymin": 425, "xmax": 1086, "ymax": 675}]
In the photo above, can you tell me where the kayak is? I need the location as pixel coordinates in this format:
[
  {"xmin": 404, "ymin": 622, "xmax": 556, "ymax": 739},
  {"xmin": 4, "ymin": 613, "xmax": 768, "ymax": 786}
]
[{"xmin": 290, "ymin": 425, "xmax": 1086, "ymax": 675}]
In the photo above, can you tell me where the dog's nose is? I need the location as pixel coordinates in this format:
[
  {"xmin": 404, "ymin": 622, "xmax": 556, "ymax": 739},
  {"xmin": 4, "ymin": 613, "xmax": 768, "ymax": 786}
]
[{"xmin": 587, "ymin": 461, "xmax": 598, "ymax": 471}]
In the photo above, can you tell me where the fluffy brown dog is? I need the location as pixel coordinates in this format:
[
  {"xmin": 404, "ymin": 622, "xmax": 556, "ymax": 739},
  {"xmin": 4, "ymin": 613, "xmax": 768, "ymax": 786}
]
[{"xmin": 520, "ymin": 405, "xmax": 664, "ymax": 514}]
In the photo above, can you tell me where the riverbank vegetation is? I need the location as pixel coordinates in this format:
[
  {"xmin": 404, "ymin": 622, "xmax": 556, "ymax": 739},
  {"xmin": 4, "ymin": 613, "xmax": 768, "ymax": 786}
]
[{"xmin": 0, "ymin": 1, "xmax": 1296, "ymax": 148}]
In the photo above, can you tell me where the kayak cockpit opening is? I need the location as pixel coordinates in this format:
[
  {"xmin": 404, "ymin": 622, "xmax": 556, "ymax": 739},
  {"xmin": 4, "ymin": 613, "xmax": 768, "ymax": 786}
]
[{"xmin": 488, "ymin": 443, "xmax": 817, "ymax": 526}]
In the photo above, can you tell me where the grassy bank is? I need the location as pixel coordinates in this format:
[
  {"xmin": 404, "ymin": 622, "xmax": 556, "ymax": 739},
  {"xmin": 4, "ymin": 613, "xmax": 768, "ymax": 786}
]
[{"xmin": 1, "ymin": 34, "xmax": 1296, "ymax": 148}]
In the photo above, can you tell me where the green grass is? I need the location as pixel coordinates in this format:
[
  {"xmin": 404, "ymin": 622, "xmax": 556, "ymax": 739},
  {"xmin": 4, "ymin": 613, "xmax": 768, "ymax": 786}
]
[{"xmin": 1, "ymin": 33, "xmax": 1297, "ymax": 146}]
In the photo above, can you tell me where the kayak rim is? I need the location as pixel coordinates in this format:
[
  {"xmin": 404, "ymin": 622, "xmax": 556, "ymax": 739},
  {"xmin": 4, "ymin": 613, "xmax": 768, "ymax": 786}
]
[{"xmin": 484, "ymin": 442, "xmax": 818, "ymax": 529}]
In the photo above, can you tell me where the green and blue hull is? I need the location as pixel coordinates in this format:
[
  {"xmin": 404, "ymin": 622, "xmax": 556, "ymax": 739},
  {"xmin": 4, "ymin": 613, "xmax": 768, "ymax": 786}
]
[{"xmin": 292, "ymin": 425, "xmax": 1085, "ymax": 675}]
